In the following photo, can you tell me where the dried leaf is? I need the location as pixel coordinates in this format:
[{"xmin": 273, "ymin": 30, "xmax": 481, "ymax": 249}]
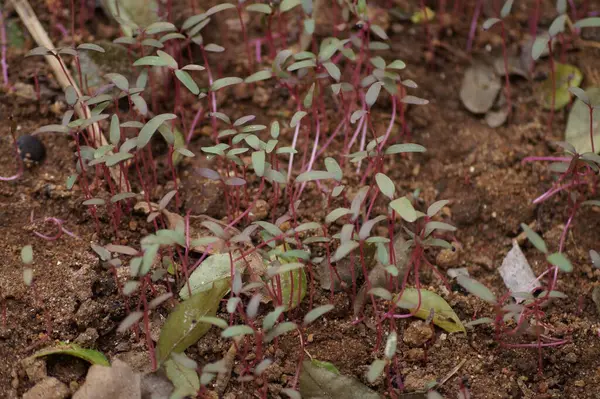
[{"xmin": 157, "ymin": 279, "xmax": 230, "ymax": 364}]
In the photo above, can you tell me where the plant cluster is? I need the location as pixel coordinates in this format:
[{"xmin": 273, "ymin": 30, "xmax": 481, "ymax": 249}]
[{"xmin": 3, "ymin": 0, "xmax": 600, "ymax": 397}]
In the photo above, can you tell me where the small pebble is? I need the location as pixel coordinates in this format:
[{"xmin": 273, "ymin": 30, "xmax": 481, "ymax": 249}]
[{"xmin": 17, "ymin": 135, "xmax": 46, "ymax": 163}]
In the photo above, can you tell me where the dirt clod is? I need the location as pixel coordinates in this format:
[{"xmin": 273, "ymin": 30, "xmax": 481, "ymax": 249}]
[
  {"xmin": 23, "ymin": 377, "xmax": 69, "ymax": 399},
  {"xmin": 403, "ymin": 321, "xmax": 434, "ymax": 347}
]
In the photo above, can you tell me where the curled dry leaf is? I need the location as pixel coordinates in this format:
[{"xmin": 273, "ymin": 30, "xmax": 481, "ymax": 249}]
[
  {"xmin": 31, "ymin": 342, "xmax": 110, "ymax": 366},
  {"xmin": 299, "ymin": 360, "xmax": 382, "ymax": 399},
  {"xmin": 394, "ymin": 289, "xmax": 466, "ymax": 333}
]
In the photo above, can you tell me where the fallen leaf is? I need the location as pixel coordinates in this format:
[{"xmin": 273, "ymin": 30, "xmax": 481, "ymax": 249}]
[
  {"xmin": 157, "ymin": 278, "xmax": 230, "ymax": 364},
  {"xmin": 165, "ymin": 359, "xmax": 200, "ymax": 399},
  {"xmin": 499, "ymin": 242, "xmax": 540, "ymax": 303},
  {"xmin": 395, "ymin": 289, "xmax": 466, "ymax": 333},
  {"xmin": 565, "ymin": 87, "xmax": 600, "ymax": 154},
  {"xmin": 460, "ymin": 63, "xmax": 502, "ymax": 114},
  {"xmin": 411, "ymin": 7, "xmax": 435, "ymax": 24},
  {"xmin": 539, "ymin": 62, "xmax": 583, "ymax": 110},
  {"xmin": 99, "ymin": 0, "xmax": 160, "ymax": 36},
  {"xmin": 179, "ymin": 252, "xmax": 246, "ymax": 300},
  {"xmin": 73, "ymin": 359, "xmax": 140, "ymax": 399},
  {"xmin": 354, "ymin": 236, "xmax": 408, "ymax": 317},
  {"xmin": 310, "ymin": 359, "xmax": 340, "ymax": 375},
  {"xmin": 31, "ymin": 343, "xmax": 109, "ymax": 367},
  {"xmin": 485, "ymin": 107, "xmax": 509, "ymax": 128},
  {"xmin": 299, "ymin": 360, "xmax": 382, "ymax": 399}
]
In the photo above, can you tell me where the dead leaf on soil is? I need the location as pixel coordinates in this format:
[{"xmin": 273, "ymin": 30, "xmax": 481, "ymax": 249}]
[
  {"xmin": 299, "ymin": 360, "xmax": 382, "ymax": 399},
  {"xmin": 565, "ymin": 87, "xmax": 600, "ymax": 154},
  {"xmin": 73, "ymin": 359, "xmax": 140, "ymax": 399},
  {"xmin": 460, "ymin": 63, "xmax": 502, "ymax": 114},
  {"xmin": 539, "ymin": 62, "xmax": 583, "ymax": 110},
  {"xmin": 499, "ymin": 242, "xmax": 540, "ymax": 303},
  {"xmin": 164, "ymin": 358, "xmax": 200, "ymax": 399},
  {"xmin": 157, "ymin": 278, "xmax": 230, "ymax": 364}
]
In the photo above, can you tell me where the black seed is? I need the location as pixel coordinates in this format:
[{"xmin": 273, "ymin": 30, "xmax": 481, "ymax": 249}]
[{"xmin": 17, "ymin": 135, "xmax": 46, "ymax": 163}]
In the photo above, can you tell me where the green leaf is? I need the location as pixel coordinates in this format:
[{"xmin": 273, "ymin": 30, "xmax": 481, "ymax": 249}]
[
  {"xmin": 252, "ymin": 150, "xmax": 266, "ymax": 177},
  {"xmin": 324, "ymin": 157, "xmax": 343, "ymax": 181},
  {"xmin": 325, "ymin": 208, "xmax": 351, "ymax": 224},
  {"xmin": 280, "ymin": 0, "xmax": 301, "ymax": 12},
  {"xmin": 105, "ymin": 73, "xmax": 129, "ymax": 91},
  {"xmin": 482, "ymin": 17, "xmax": 501, "ymax": 30},
  {"xmin": 265, "ymin": 321, "xmax": 297, "ymax": 342},
  {"xmin": 549, "ymin": 14, "xmax": 567, "ymax": 37},
  {"xmin": 532, "ymin": 36, "xmax": 549, "ymax": 60},
  {"xmin": 540, "ymin": 62, "xmax": 582, "ymax": 110},
  {"xmin": 394, "ymin": 288, "xmax": 466, "ymax": 333},
  {"xmin": 300, "ymin": 360, "xmax": 381, "ymax": 399},
  {"xmin": 574, "ymin": 17, "xmax": 600, "ymax": 29},
  {"xmin": 245, "ymin": 70, "xmax": 273, "ymax": 83},
  {"xmin": 310, "ymin": 359, "xmax": 340, "ymax": 375},
  {"xmin": 287, "ymin": 59, "xmax": 317, "ymax": 71},
  {"xmin": 427, "ymin": 200, "xmax": 449, "ymax": 217},
  {"xmin": 384, "ymin": 331, "xmax": 397, "ymax": 359},
  {"xmin": 385, "ymin": 143, "xmax": 426, "ymax": 154},
  {"xmin": 389, "ymin": 197, "xmax": 417, "ymax": 222},
  {"xmin": 165, "ymin": 358, "xmax": 200, "ymax": 399},
  {"xmin": 179, "ymin": 253, "xmax": 249, "ymax": 300},
  {"xmin": 211, "ymin": 77, "xmax": 243, "ymax": 92},
  {"xmin": 366, "ymin": 359, "xmax": 386, "ymax": 383},
  {"xmin": 105, "ymin": 152, "xmax": 134, "ymax": 167},
  {"xmin": 520, "ymin": 223, "xmax": 547, "ymax": 254},
  {"xmin": 247, "ymin": 4, "xmax": 272, "ymax": 14},
  {"xmin": 21, "ymin": 245, "xmax": 33, "ymax": 264},
  {"xmin": 370, "ymin": 24, "xmax": 388, "ymax": 40},
  {"xmin": 332, "ymin": 241, "xmax": 359, "ymax": 262},
  {"xmin": 500, "ymin": 0, "xmax": 514, "ymax": 17},
  {"xmin": 222, "ymin": 325, "xmax": 255, "ymax": 338},
  {"xmin": 175, "ymin": 70, "xmax": 199, "ymax": 95},
  {"xmin": 145, "ymin": 21, "xmax": 176, "ymax": 35},
  {"xmin": 83, "ymin": 198, "xmax": 105, "ymax": 206},
  {"xmin": 303, "ymin": 304, "xmax": 334, "ymax": 325},
  {"xmin": 304, "ymin": 18, "xmax": 315, "ymax": 35},
  {"xmin": 31, "ymin": 343, "xmax": 109, "ymax": 366},
  {"xmin": 375, "ymin": 173, "xmax": 395, "ymax": 199},
  {"xmin": 206, "ymin": 3, "xmax": 235, "ymax": 16},
  {"xmin": 387, "ymin": 59, "xmax": 406, "ymax": 70},
  {"xmin": 157, "ymin": 50, "xmax": 178, "ymax": 69},
  {"xmin": 204, "ymin": 43, "xmax": 225, "ymax": 52},
  {"xmin": 35, "ymin": 124, "xmax": 69, "ymax": 134},
  {"xmin": 323, "ymin": 62, "xmax": 341, "ymax": 81},
  {"xmin": 296, "ymin": 170, "xmax": 336, "ymax": 183},
  {"xmin": 366, "ymin": 82, "xmax": 383, "ymax": 107},
  {"xmin": 157, "ymin": 278, "xmax": 230, "ymax": 364},
  {"xmin": 133, "ymin": 56, "xmax": 170, "ymax": 67},
  {"xmin": 456, "ymin": 276, "xmax": 497, "ymax": 304},
  {"xmin": 547, "ymin": 252, "xmax": 573, "ymax": 272},
  {"xmin": 291, "ymin": 111, "xmax": 307, "ymax": 127},
  {"xmin": 137, "ymin": 113, "xmax": 177, "ymax": 148},
  {"xmin": 110, "ymin": 115, "xmax": 121, "ymax": 145}
]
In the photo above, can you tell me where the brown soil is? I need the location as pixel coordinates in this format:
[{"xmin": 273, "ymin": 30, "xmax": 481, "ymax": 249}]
[{"xmin": 1, "ymin": 0, "xmax": 600, "ymax": 398}]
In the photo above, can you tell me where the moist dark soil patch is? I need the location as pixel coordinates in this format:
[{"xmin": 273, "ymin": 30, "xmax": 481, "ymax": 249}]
[{"xmin": 1, "ymin": 0, "xmax": 600, "ymax": 398}]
